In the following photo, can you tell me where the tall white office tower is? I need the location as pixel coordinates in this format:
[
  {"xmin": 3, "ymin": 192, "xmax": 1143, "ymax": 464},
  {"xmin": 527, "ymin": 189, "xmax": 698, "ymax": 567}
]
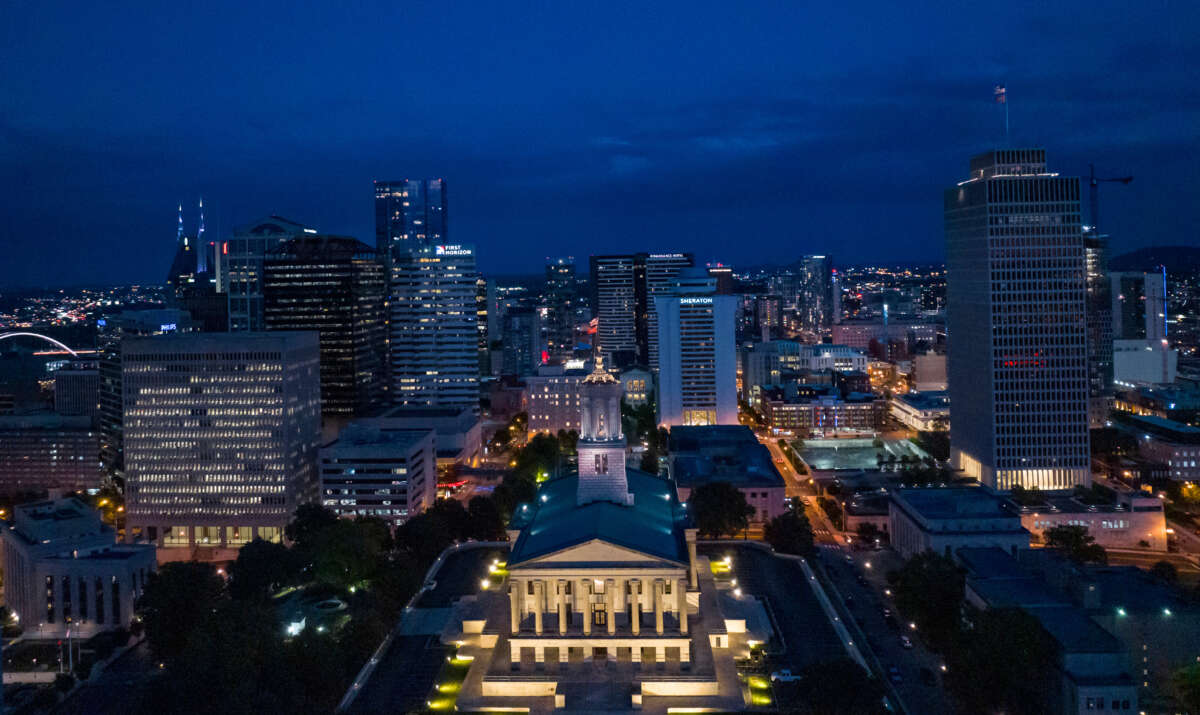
[
  {"xmin": 122, "ymin": 332, "xmax": 321, "ymax": 551},
  {"xmin": 654, "ymin": 269, "xmax": 738, "ymax": 427},
  {"xmin": 390, "ymin": 244, "xmax": 480, "ymax": 412},
  {"xmin": 945, "ymin": 149, "xmax": 1091, "ymax": 491}
]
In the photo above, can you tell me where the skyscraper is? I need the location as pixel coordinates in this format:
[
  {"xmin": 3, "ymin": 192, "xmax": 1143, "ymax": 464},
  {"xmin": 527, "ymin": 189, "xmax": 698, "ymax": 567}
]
[
  {"xmin": 590, "ymin": 255, "xmax": 641, "ymax": 366},
  {"xmin": 798, "ymin": 255, "xmax": 834, "ymax": 333},
  {"xmin": 374, "ymin": 179, "xmax": 447, "ymax": 264},
  {"xmin": 644, "ymin": 253, "xmax": 695, "ymax": 372},
  {"xmin": 945, "ymin": 148, "xmax": 1090, "ymax": 491},
  {"xmin": 224, "ymin": 216, "xmax": 314, "ymax": 331},
  {"xmin": 589, "ymin": 252, "xmax": 693, "ymax": 369},
  {"xmin": 122, "ymin": 332, "xmax": 321, "ymax": 551},
  {"xmin": 500, "ymin": 306, "xmax": 542, "ymax": 377},
  {"xmin": 1111, "ymin": 269, "xmax": 1168, "ymax": 341},
  {"xmin": 543, "ymin": 257, "xmax": 577, "ymax": 360},
  {"xmin": 1084, "ymin": 229, "xmax": 1114, "ymax": 427},
  {"xmin": 390, "ymin": 244, "xmax": 480, "ymax": 412},
  {"xmin": 262, "ymin": 235, "xmax": 387, "ymax": 417},
  {"xmin": 654, "ymin": 269, "xmax": 738, "ymax": 427},
  {"xmin": 97, "ymin": 309, "xmax": 197, "ymax": 481}
]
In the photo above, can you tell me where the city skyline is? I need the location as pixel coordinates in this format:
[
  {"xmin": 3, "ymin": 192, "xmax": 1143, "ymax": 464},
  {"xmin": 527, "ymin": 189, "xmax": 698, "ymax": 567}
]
[{"xmin": 3, "ymin": 1, "xmax": 1198, "ymax": 287}]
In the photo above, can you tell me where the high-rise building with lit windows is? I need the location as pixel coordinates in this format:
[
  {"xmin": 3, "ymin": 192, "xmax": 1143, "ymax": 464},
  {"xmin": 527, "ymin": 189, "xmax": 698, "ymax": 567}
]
[
  {"xmin": 224, "ymin": 216, "xmax": 315, "ymax": 331},
  {"xmin": 945, "ymin": 148, "xmax": 1090, "ymax": 491},
  {"xmin": 654, "ymin": 270, "xmax": 738, "ymax": 427},
  {"xmin": 589, "ymin": 252, "xmax": 693, "ymax": 369},
  {"xmin": 389, "ymin": 244, "xmax": 480, "ymax": 412},
  {"xmin": 544, "ymin": 257, "xmax": 577, "ymax": 359},
  {"xmin": 263, "ymin": 235, "xmax": 386, "ymax": 417},
  {"xmin": 121, "ymin": 332, "xmax": 321, "ymax": 552},
  {"xmin": 374, "ymin": 179, "xmax": 447, "ymax": 265},
  {"xmin": 798, "ymin": 255, "xmax": 834, "ymax": 332}
]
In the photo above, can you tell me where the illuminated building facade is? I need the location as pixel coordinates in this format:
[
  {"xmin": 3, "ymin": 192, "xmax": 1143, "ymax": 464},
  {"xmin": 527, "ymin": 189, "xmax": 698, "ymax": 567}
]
[
  {"xmin": 655, "ymin": 271, "xmax": 738, "ymax": 427},
  {"xmin": 319, "ymin": 424, "xmax": 436, "ymax": 526},
  {"xmin": 1084, "ymin": 229, "xmax": 1114, "ymax": 427},
  {"xmin": 224, "ymin": 216, "xmax": 314, "ymax": 331},
  {"xmin": 374, "ymin": 178, "xmax": 447, "ymax": 265},
  {"xmin": 525, "ymin": 362, "xmax": 588, "ymax": 435},
  {"xmin": 53, "ymin": 361, "xmax": 99, "ymax": 417},
  {"xmin": 1, "ymin": 497, "xmax": 155, "ymax": 638},
  {"xmin": 390, "ymin": 244, "xmax": 480, "ymax": 412},
  {"xmin": 445, "ymin": 363, "xmax": 751, "ymax": 712},
  {"xmin": 945, "ymin": 149, "xmax": 1091, "ymax": 491},
  {"xmin": 500, "ymin": 306, "xmax": 542, "ymax": 377},
  {"xmin": 589, "ymin": 252, "xmax": 693, "ymax": 369},
  {"xmin": 98, "ymin": 309, "xmax": 197, "ymax": 480},
  {"xmin": 263, "ymin": 235, "xmax": 387, "ymax": 417},
  {"xmin": 122, "ymin": 332, "xmax": 321, "ymax": 552},
  {"xmin": 544, "ymin": 257, "xmax": 577, "ymax": 360},
  {"xmin": 798, "ymin": 254, "xmax": 834, "ymax": 332},
  {"xmin": 0, "ymin": 414, "xmax": 102, "ymax": 495}
]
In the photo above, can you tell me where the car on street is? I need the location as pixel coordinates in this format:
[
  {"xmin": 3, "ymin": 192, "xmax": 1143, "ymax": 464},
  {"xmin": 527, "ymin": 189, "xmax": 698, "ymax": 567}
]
[
  {"xmin": 881, "ymin": 607, "xmax": 891, "ymax": 618},
  {"xmin": 900, "ymin": 635, "xmax": 914, "ymax": 649},
  {"xmin": 770, "ymin": 669, "xmax": 801, "ymax": 682},
  {"xmin": 887, "ymin": 665, "xmax": 903, "ymax": 683}
]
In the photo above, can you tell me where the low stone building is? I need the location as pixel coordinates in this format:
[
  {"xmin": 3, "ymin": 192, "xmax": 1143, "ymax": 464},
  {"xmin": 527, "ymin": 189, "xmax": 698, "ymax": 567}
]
[{"xmin": 1, "ymin": 497, "xmax": 156, "ymax": 638}]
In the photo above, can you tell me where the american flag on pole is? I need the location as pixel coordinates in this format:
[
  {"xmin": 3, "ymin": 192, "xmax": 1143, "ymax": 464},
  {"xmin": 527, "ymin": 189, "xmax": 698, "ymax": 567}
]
[{"xmin": 994, "ymin": 84, "xmax": 1006, "ymax": 104}]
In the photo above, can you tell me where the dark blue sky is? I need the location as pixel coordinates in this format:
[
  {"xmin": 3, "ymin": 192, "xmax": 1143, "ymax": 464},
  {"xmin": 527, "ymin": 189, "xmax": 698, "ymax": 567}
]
[{"xmin": 2, "ymin": 1, "xmax": 1197, "ymax": 286}]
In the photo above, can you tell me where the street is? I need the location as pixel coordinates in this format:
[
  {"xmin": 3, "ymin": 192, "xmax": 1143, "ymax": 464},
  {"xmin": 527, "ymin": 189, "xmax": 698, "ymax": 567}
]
[
  {"xmin": 54, "ymin": 639, "xmax": 158, "ymax": 715},
  {"xmin": 817, "ymin": 544, "xmax": 958, "ymax": 715}
]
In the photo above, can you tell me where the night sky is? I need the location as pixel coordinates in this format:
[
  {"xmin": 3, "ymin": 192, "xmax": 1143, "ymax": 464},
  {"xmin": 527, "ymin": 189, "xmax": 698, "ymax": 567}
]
[{"xmin": 2, "ymin": 1, "xmax": 1197, "ymax": 287}]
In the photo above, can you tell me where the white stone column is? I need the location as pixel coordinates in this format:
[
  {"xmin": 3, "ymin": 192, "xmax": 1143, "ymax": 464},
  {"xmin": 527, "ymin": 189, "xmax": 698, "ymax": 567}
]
[
  {"xmin": 678, "ymin": 578, "xmax": 688, "ymax": 634},
  {"xmin": 534, "ymin": 580, "xmax": 544, "ymax": 635},
  {"xmin": 680, "ymin": 641, "xmax": 691, "ymax": 664},
  {"xmin": 632, "ymin": 646, "xmax": 642, "ymax": 664},
  {"xmin": 654, "ymin": 579, "xmax": 664, "ymax": 635},
  {"xmin": 630, "ymin": 580, "xmax": 641, "ymax": 635},
  {"xmin": 606, "ymin": 578, "xmax": 616, "ymax": 635},
  {"xmin": 510, "ymin": 641, "xmax": 521, "ymax": 665},
  {"xmin": 582, "ymin": 580, "xmax": 592, "ymax": 635},
  {"xmin": 687, "ymin": 532, "xmax": 699, "ymax": 589},
  {"xmin": 535, "ymin": 645, "xmax": 545, "ymax": 665},
  {"xmin": 559, "ymin": 646, "xmax": 569, "ymax": 665},
  {"xmin": 509, "ymin": 579, "xmax": 521, "ymax": 634},
  {"xmin": 654, "ymin": 645, "xmax": 665, "ymax": 663},
  {"xmin": 558, "ymin": 581, "xmax": 567, "ymax": 635}
]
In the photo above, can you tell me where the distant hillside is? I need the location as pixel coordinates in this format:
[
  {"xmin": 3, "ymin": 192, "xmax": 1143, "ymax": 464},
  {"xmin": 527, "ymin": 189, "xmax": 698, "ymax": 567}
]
[{"xmin": 1109, "ymin": 245, "xmax": 1200, "ymax": 272}]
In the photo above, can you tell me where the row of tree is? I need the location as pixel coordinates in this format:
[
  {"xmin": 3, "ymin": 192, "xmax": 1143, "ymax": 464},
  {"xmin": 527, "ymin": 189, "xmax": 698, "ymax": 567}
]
[{"xmin": 133, "ymin": 496, "xmax": 510, "ymax": 714}]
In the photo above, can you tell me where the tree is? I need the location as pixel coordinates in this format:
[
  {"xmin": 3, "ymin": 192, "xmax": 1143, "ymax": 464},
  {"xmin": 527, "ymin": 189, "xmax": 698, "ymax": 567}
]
[
  {"xmin": 774, "ymin": 657, "xmax": 885, "ymax": 714},
  {"xmin": 640, "ymin": 448, "xmax": 659, "ymax": 474},
  {"xmin": 229, "ymin": 538, "xmax": 299, "ymax": 601},
  {"xmin": 312, "ymin": 519, "xmax": 388, "ymax": 588},
  {"xmin": 138, "ymin": 561, "xmax": 227, "ymax": 661},
  {"xmin": 285, "ymin": 503, "xmax": 339, "ymax": 553},
  {"xmin": 688, "ymin": 482, "xmax": 754, "ymax": 538},
  {"xmin": 946, "ymin": 608, "xmax": 1056, "ymax": 715},
  {"xmin": 467, "ymin": 496, "xmax": 506, "ymax": 541},
  {"xmin": 395, "ymin": 510, "xmax": 455, "ymax": 567},
  {"xmin": 1044, "ymin": 525, "xmax": 1108, "ymax": 565},
  {"xmin": 888, "ymin": 551, "xmax": 964, "ymax": 649},
  {"xmin": 1150, "ymin": 560, "xmax": 1179, "ymax": 584},
  {"xmin": 1174, "ymin": 663, "xmax": 1200, "ymax": 713},
  {"xmin": 764, "ymin": 506, "xmax": 815, "ymax": 557},
  {"xmin": 856, "ymin": 521, "xmax": 884, "ymax": 545}
]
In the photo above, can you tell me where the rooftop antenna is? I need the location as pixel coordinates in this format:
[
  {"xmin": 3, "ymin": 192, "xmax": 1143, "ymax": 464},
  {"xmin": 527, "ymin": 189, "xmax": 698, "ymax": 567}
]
[{"xmin": 196, "ymin": 197, "xmax": 209, "ymax": 274}]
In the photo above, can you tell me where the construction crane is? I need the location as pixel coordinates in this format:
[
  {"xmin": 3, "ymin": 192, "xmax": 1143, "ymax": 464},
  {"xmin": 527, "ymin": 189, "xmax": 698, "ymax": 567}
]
[{"xmin": 1089, "ymin": 164, "xmax": 1133, "ymax": 233}]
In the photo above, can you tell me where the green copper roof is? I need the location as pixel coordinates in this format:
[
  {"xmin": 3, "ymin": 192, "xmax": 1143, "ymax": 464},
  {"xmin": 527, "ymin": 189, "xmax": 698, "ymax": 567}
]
[{"xmin": 508, "ymin": 468, "xmax": 690, "ymax": 566}]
